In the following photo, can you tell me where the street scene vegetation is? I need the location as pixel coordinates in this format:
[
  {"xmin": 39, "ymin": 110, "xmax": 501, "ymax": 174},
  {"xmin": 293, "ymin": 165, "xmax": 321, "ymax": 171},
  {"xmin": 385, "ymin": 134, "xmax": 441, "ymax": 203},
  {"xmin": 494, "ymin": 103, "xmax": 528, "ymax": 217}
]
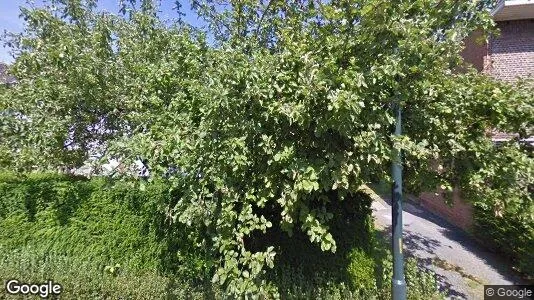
[{"xmin": 0, "ymin": 0, "xmax": 532, "ymax": 298}]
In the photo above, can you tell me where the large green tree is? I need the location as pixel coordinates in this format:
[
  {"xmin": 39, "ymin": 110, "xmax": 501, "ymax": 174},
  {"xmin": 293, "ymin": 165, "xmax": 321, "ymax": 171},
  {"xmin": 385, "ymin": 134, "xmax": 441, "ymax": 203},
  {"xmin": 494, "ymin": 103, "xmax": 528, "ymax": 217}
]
[{"xmin": 1, "ymin": 0, "xmax": 532, "ymax": 296}]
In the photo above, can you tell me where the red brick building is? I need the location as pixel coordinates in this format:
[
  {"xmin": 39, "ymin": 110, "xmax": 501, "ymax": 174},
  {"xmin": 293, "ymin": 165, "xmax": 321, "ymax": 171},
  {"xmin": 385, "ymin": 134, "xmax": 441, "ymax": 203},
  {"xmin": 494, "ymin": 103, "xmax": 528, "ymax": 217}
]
[
  {"xmin": 420, "ymin": 0, "xmax": 534, "ymax": 231},
  {"xmin": 462, "ymin": 0, "xmax": 534, "ymax": 81}
]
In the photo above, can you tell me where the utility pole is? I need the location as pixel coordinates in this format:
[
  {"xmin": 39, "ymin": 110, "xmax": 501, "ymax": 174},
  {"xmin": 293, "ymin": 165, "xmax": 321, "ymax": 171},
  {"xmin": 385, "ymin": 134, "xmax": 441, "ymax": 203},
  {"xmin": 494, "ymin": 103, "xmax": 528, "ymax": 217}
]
[{"xmin": 392, "ymin": 103, "xmax": 407, "ymax": 300}]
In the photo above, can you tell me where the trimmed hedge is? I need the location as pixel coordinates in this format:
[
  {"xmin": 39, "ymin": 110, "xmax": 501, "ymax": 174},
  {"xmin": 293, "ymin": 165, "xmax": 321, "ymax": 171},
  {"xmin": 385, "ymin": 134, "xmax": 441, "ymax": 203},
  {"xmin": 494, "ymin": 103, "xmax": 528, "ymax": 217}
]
[{"xmin": 0, "ymin": 172, "xmax": 204, "ymax": 279}]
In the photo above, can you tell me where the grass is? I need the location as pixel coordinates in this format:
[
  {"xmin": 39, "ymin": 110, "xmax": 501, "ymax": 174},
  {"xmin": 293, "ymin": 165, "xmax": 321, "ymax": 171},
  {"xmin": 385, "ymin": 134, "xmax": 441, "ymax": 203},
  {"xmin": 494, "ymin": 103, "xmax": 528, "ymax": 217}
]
[{"xmin": 431, "ymin": 257, "xmax": 483, "ymax": 284}]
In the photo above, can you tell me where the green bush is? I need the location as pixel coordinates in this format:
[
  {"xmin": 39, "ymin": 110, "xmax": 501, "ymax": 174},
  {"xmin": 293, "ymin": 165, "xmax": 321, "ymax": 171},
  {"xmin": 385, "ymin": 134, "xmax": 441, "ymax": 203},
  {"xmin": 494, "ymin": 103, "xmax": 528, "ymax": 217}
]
[
  {"xmin": 0, "ymin": 247, "xmax": 219, "ymax": 300},
  {"xmin": 0, "ymin": 172, "xmax": 205, "ymax": 280},
  {"xmin": 473, "ymin": 203, "xmax": 534, "ymax": 277},
  {"xmin": 374, "ymin": 254, "xmax": 442, "ymax": 300},
  {"xmin": 262, "ymin": 191, "xmax": 442, "ymax": 299},
  {"xmin": 253, "ymin": 191, "xmax": 374, "ymax": 279},
  {"xmin": 267, "ymin": 230, "xmax": 443, "ymax": 300},
  {"xmin": 0, "ymin": 173, "xmax": 442, "ymax": 298},
  {"xmin": 347, "ymin": 248, "xmax": 376, "ymax": 293}
]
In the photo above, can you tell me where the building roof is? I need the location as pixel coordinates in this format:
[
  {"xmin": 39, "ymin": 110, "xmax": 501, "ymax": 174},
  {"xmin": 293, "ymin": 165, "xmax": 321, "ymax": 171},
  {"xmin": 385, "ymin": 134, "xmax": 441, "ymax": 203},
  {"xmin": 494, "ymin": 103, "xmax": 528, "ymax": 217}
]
[
  {"xmin": 490, "ymin": 130, "xmax": 534, "ymax": 146},
  {"xmin": 492, "ymin": 0, "xmax": 534, "ymax": 21},
  {"xmin": 0, "ymin": 63, "xmax": 16, "ymax": 84}
]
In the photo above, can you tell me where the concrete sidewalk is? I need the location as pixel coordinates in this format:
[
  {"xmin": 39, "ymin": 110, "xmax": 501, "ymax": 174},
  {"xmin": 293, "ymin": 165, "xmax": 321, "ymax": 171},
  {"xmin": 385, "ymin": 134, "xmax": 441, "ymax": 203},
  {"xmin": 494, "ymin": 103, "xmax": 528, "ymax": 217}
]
[{"xmin": 365, "ymin": 187, "xmax": 527, "ymax": 300}]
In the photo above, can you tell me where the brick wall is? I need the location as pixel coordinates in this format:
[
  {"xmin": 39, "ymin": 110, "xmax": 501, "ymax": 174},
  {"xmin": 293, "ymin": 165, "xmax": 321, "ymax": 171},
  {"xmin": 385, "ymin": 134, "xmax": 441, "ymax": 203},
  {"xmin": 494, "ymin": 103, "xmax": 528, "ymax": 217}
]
[
  {"xmin": 486, "ymin": 19, "xmax": 534, "ymax": 81},
  {"xmin": 416, "ymin": 160, "xmax": 475, "ymax": 231},
  {"xmin": 461, "ymin": 30, "xmax": 488, "ymax": 72},
  {"xmin": 419, "ymin": 188, "xmax": 474, "ymax": 231},
  {"xmin": 420, "ymin": 19, "xmax": 534, "ymax": 232}
]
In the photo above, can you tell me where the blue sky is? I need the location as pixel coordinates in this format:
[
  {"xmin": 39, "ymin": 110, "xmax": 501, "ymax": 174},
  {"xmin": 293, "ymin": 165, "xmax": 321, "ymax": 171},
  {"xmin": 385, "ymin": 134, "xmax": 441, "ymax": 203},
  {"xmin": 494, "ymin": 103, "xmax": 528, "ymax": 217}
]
[{"xmin": 0, "ymin": 0, "xmax": 204, "ymax": 63}]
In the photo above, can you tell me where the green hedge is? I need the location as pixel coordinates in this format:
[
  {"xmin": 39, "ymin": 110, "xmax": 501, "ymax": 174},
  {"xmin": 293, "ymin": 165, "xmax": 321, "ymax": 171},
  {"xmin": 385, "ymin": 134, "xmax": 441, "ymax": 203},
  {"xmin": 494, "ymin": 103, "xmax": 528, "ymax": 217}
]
[
  {"xmin": 473, "ymin": 204, "xmax": 534, "ymax": 277},
  {"xmin": 0, "ymin": 172, "xmax": 204, "ymax": 278},
  {"xmin": 0, "ymin": 173, "xmax": 441, "ymax": 298},
  {"xmin": 0, "ymin": 248, "xmax": 218, "ymax": 300}
]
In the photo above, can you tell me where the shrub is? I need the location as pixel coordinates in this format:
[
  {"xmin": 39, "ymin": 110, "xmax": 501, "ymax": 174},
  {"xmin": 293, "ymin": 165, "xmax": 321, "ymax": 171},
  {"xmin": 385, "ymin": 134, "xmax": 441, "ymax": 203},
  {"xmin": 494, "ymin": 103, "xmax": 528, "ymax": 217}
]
[
  {"xmin": 262, "ymin": 191, "xmax": 442, "ymax": 299},
  {"xmin": 375, "ymin": 253, "xmax": 443, "ymax": 300},
  {"xmin": 370, "ymin": 228, "xmax": 443, "ymax": 300},
  {"xmin": 0, "ymin": 172, "xmax": 206, "ymax": 280},
  {"xmin": 0, "ymin": 173, "xmax": 443, "ymax": 298},
  {"xmin": 268, "ymin": 230, "xmax": 443, "ymax": 300},
  {"xmin": 347, "ymin": 248, "xmax": 377, "ymax": 293},
  {"xmin": 0, "ymin": 247, "xmax": 219, "ymax": 300},
  {"xmin": 473, "ymin": 203, "xmax": 534, "ymax": 277}
]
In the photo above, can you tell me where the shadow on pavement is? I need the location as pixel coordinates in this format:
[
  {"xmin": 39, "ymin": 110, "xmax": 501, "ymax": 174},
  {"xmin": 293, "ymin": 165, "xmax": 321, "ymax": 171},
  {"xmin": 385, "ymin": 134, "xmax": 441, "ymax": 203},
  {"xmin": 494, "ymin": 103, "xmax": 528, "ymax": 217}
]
[
  {"xmin": 376, "ymin": 192, "xmax": 527, "ymax": 285},
  {"xmin": 373, "ymin": 188, "xmax": 532, "ymax": 300},
  {"xmin": 379, "ymin": 225, "xmax": 469, "ymax": 298}
]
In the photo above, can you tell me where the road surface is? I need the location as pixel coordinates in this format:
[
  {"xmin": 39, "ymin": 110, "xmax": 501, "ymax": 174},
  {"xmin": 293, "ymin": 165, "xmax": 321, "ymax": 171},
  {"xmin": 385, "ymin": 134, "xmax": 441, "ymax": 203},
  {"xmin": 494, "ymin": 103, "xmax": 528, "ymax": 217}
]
[{"xmin": 366, "ymin": 187, "xmax": 527, "ymax": 299}]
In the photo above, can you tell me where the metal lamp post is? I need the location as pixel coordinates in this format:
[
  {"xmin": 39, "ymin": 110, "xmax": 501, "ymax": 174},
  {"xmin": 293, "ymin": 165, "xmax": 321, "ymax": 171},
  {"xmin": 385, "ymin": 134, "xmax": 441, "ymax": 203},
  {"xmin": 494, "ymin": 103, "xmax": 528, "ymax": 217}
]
[{"xmin": 392, "ymin": 102, "xmax": 407, "ymax": 300}]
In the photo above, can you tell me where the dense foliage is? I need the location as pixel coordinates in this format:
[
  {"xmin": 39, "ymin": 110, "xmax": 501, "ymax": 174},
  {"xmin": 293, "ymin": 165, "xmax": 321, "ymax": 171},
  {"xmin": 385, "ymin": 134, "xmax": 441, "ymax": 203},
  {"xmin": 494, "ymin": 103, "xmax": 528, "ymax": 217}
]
[
  {"xmin": 473, "ymin": 196, "xmax": 534, "ymax": 277},
  {"xmin": 0, "ymin": 173, "xmax": 441, "ymax": 299},
  {"xmin": 0, "ymin": 172, "xmax": 202, "ymax": 276},
  {"xmin": 1, "ymin": 0, "xmax": 532, "ymax": 296},
  {"xmin": 0, "ymin": 172, "xmax": 215, "ymax": 299},
  {"xmin": 0, "ymin": 250, "xmax": 213, "ymax": 300}
]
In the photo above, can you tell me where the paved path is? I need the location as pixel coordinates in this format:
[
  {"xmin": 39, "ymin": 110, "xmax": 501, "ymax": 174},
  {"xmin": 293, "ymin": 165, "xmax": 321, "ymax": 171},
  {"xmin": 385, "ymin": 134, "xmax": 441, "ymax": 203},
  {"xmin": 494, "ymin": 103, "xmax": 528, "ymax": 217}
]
[{"xmin": 366, "ymin": 187, "xmax": 527, "ymax": 299}]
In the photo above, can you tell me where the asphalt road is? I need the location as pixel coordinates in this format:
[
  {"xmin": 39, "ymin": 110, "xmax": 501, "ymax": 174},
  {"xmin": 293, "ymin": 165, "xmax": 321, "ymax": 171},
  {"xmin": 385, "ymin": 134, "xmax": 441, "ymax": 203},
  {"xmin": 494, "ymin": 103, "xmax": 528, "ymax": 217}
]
[{"xmin": 367, "ymin": 187, "xmax": 527, "ymax": 300}]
